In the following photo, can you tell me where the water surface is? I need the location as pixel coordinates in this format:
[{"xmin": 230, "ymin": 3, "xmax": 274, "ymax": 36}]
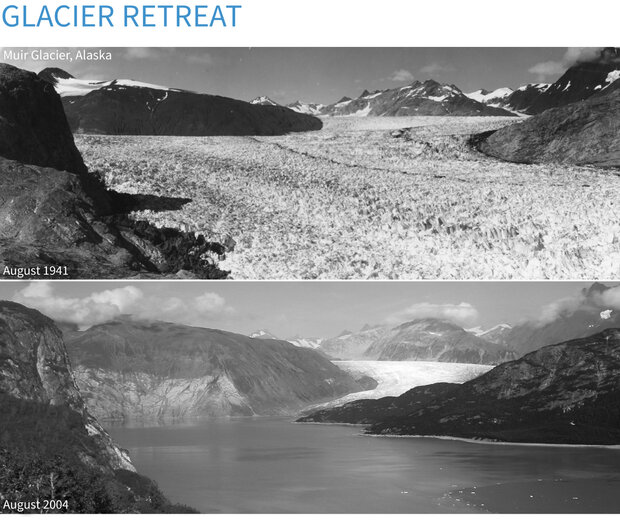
[{"xmin": 106, "ymin": 417, "xmax": 620, "ymax": 513}]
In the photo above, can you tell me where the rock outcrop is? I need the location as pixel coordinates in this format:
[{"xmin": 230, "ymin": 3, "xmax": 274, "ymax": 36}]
[
  {"xmin": 0, "ymin": 301, "xmax": 196, "ymax": 512},
  {"xmin": 298, "ymin": 329, "xmax": 620, "ymax": 445},
  {"xmin": 0, "ymin": 63, "xmax": 228, "ymax": 278},
  {"xmin": 363, "ymin": 318, "xmax": 518, "ymax": 364},
  {"xmin": 0, "ymin": 301, "xmax": 133, "ymax": 471},
  {"xmin": 479, "ymin": 81, "xmax": 620, "ymax": 167},
  {"xmin": 62, "ymin": 318, "xmax": 374, "ymax": 420},
  {"xmin": 0, "ymin": 64, "xmax": 86, "ymax": 175}
]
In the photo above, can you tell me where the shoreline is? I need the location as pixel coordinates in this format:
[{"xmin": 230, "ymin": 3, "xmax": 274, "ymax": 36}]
[{"xmin": 361, "ymin": 432, "xmax": 620, "ymax": 450}]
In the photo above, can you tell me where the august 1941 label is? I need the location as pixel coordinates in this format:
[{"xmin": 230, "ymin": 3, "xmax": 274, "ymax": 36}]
[{"xmin": 2, "ymin": 265, "xmax": 69, "ymax": 279}]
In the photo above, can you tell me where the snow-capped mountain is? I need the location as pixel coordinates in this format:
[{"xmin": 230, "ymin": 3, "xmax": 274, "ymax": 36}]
[
  {"xmin": 249, "ymin": 329, "xmax": 279, "ymax": 340},
  {"xmin": 250, "ymin": 95, "xmax": 280, "ymax": 106},
  {"xmin": 466, "ymin": 87, "xmax": 513, "ymax": 107},
  {"xmin": 503, "ymin": 83, "xmax": 550, "ymax": 113},
  {"xmin": 39, "ymin": 67, "xmax": 186, "ymax": 97},
  {"xmin": 287, "ymin": 336, "xmax": 325, "ymax": 350},
  {"xmin": 320, "ymin": 80, "xmax": 516, "ymax": 117},
  {"xmin": 286, "ymin": 100, "xmax": 327, "ymax": 115},
  {"xmin": 38, "ymin": 67, "xmax": 322, "ymax": 136},
  {"xmin": 518, "ymin": 47, "xmax": 620, "ymax": 114},
  {"xmin": 364, "ymin": 318, "xmax": 517, "ymax": 365}
]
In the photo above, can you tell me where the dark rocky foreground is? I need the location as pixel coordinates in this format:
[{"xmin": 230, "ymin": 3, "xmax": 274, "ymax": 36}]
[
  {"xmin": 0, "ymin": 301, "xmax": 196, "ymax": 513},
  {"xmin": 0, "ymin": 63, "xmax": 228, "ymax": 278},
  {"xmin": 478, "ymin": 81, "xmax": 620, "ymax": 167},
  {"xmin": 298, "ymin": 329, "xmax": 620, "ymax": 445}
]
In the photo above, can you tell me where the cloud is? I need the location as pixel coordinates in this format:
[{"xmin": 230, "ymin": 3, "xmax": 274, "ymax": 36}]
[
  {"xmin": 531, "ymin": 283, "xmax": 620, "ymax": 326},
  {"xmin": 528, "ymin": 61, "xmax": 566, "ymax": 79},
  {"xmin": 122, "ymin": 48, "xmax": 171, "ymax": 61},
  {"xmin": 390, "ymin": 69, "xmax": 415, "ymax": 83},
  {"xmin": 12, "ymin": 282, "xmax": 234, "ymax": 330},
  {"xmin": 528, "ymin": 47, "xmax": 605, "ymax": 81},
  {"xmin": 185, "ymin": 52, "xmax": 214, "ymax": 66},
  {"xmin": 386, "ymin": 302, "xmax": 479, "ymax": 328},
  {"xmin": 419, "ymin": 62, "xmax": 454, "ymax": 75}
]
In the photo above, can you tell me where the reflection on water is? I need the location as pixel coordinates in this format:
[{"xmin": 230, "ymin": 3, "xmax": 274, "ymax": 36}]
[{"xmin": 106, "ymin": 417, "xmax": 620, "ymax": 513}]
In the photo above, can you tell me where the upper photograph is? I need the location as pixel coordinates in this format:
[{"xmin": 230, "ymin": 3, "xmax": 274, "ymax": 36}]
[{"xmin": 0, "ymin": 47, "xmax": 618, "ymax": 280}]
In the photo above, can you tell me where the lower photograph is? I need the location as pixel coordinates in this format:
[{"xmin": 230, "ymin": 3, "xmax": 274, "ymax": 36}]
[{"xmin": 1, "ymin": 280, "xmax": 619, "ymax": 514}]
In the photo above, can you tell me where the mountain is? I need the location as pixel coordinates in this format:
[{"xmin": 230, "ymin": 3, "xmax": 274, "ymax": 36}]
[
  {"xmin": 363, "ymin": 318, "xmax": 518, "ymax": 364},
  {"xmin": 504, "ymin": 83, "xmax": 551, "ymax": 113},
  {"xmin": 467, "ymin": 323, "xmax": 513, "ymax": 344},
  {"xmin": 524, "ymin": 47, "xmax": 620, "ymax": 114},
  {"xmin": 503, "ymin": 283, "xmax": 620, "ymax": 354},
  {"xmin": 319, "ymin": 325, "xmax": 389, "ymax": 360},
  {"xmin": 40, "ymin": 68, "xmax": 322, "ymax": 136},
  {"xmin": 0, "ymin": 63, "xmax": 227, "ymax": 279},
  {"xmin": 0, "ymin": 301, "xmax": 192, "ymax": 513},
  {"xmin": 466, "ymin": 87, "xmax": 514, "ymax": 108},
  {"xmin": 286, "ymin": 100, "xmax": 327, "ymax": 116},
  {"xmin": 298, "ymin": 329, "xmax": 620, "ymax": 445},
  {"xmin": 287, "ymin": 335, "xmax": 325, "ymax": 350},
  {"xmin": 479, "ymin": 79, "xmax": 620, "ymax": 167},
  {"xmin": 249, "ymin": 329, "xmax": 279, "ymax": 339},
  {"xmin": 250, "ymin": 96, "xmax": 280, "ymax": 106},
  {"xmin": 61, "ymin": 318, "xmax": 372, "ymax": 420},
  {"xmin": 320, "ymin": 81, "xmax": 516, "ymax": 117}
]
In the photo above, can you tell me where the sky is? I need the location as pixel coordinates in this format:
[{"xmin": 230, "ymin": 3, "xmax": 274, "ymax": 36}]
[
  {"xmin": 0, "ymin": 47, "xmax": 585, "ymax": 104},
  {"xmin": 0, "ymin": 281, "xmax": 608, "ymax": 339}
]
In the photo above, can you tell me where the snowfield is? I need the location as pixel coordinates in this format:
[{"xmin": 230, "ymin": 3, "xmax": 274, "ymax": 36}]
[
  {"xmin": 76, "ymin": 116, "xmax": 620, "ymax": 279},
  {"xmin": 313, "ymin": 360, "xmax": 492, "ymax": 409}
]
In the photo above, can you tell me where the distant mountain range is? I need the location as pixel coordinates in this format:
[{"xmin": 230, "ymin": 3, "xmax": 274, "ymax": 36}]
[
  {"xmin": 61, "ymin": 318, "xmax": 372, "ymax": 420},
  {"xmin": 363, "ymin": 319, "xmax": 517, "ymax": 364},
  {"xmin": 249, "ymin": 48, "xmax": 620, "ymax": 121},
  {"xmin": 298, "ymin": 328, "xmax": 620, "ymax": 445},
  {"xmin": 40, "ymin": 68, "xmax": 322, "ymax": 136}
]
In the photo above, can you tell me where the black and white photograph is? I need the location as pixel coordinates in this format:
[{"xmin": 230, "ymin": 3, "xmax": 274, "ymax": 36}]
[
  {"xmin": 1, "ymin": 280, "xmax": 620, "ymax": 513},
  {"xmin": 0, "ymin": 47, "xmax": 618, "ymax": 280}
]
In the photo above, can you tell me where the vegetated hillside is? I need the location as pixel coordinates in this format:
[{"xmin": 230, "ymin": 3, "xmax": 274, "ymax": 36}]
[
  {"xmin": 479, "ymin": 80, "xmax": 620, "ymax": 167},
  {"xmin": 41, "ymin": 68, "xmax": 322, "ymax": 136},
  {"xmin": 363, "ymin": 318, "xmax": 518, "ymax": 364},
  {"xmin": 320, "ymin": 81, "xmax": 516, "ymax": 117},
  {"xmin": 299, "ymin": 329, "xmax": 620, "ymax": 445},
  {"xmin": 62, "ymin": 318, "xmax": 373, "ymax": 420},
  {"xmin": 0, "ymin": 301, "xmax": 194, "ymax": 513},
  {"xmin": 0, "ymin": 62, "xmax": 227, "ymax": 279}
]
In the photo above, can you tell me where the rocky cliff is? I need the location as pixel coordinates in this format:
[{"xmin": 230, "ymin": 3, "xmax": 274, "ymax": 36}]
[
  {"xmin": 299, "ymin": 329, "xmax": 620, "ymax": 445},
  {"xmin": 0, "ymin": 301, "xmax": 196, "ymax": 513},
  {"xmin": 479, "ymin": 80, "xmax": 620, "ymax": 167},
  {"xmin": 0, "ymin": 63, "xmax": 227, "ymax": 278},
  {"xmin": 62, "ymin": 318, "xmax": 373, "ymax": 420}
]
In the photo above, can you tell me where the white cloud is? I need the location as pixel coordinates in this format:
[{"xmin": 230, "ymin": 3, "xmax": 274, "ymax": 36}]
[
  {"xmin": 419, "ymin": 62, "xmax": 454, "ymax": 75},
  {"xmin": 185, "ymin": 53, "xmax": 214, "ymax": 67},
  {"xmin": 390, "ymin": 69, "xmax": 414, "ymax": 83},
  {"xmin": 386, "ymin": 302, "xmax": 479, "ymax": 328},
  {"xmin": 528, "ymin": 47, "xmax": 604, "ymax": 81},
  {"xmin": 122, "ymin": 48, "xmax": 171, "ymax": 61},
  {"xmin": 12, "ymin": 282, "xmax": 234, "ymax": 330}
]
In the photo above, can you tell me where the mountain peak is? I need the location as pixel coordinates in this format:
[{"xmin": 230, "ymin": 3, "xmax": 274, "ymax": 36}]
[{"xmin": 38, "ymin": 67, "xmax": 74, "ymax": 84}]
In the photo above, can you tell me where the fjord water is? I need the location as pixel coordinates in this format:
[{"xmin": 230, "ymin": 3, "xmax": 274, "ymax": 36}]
[{"xmin": 106, "ymin": 418, "xmax": 620, "ymax": 513}]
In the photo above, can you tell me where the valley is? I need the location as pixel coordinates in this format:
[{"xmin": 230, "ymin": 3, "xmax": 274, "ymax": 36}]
[{"xmin": 76, "ymin": 115, "xmax": 620, "ymax": 280}]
